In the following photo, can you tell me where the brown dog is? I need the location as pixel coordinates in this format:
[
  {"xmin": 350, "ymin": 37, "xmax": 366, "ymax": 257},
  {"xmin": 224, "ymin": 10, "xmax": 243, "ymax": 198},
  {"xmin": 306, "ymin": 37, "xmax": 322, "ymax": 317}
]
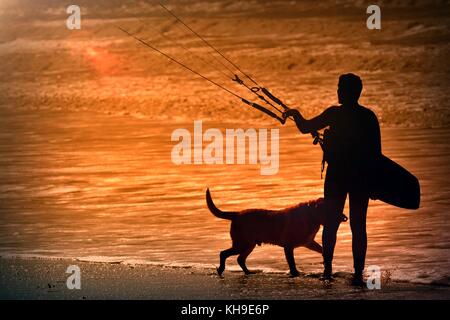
[{"xmin": 206, "ymin": 188, "xmax": 347, "ymax": 277}]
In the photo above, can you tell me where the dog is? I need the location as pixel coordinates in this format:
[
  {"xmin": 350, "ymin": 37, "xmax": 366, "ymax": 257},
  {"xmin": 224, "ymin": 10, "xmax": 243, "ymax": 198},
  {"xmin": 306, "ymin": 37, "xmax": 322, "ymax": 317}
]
[{"xmin": 206, "ymin": 188, "xmax": 347, "ymax": 277}]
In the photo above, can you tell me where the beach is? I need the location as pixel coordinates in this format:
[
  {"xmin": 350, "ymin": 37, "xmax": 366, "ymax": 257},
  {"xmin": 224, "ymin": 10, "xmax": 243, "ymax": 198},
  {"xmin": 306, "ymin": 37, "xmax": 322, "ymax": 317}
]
[
  {"xmin": 1, "ymin": 257, "xmax": 449, "ymax": 300},
  {"xmin": 0, "ymin": 0, "xmax": 449, "ymax": 299}
]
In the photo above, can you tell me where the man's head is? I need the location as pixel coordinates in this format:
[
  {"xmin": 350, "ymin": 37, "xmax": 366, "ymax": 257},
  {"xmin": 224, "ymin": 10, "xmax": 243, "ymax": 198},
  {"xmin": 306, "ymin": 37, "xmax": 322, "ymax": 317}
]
[{"xmin": 337, "ymin": 73, "xmax": 363, "ymax": 105}]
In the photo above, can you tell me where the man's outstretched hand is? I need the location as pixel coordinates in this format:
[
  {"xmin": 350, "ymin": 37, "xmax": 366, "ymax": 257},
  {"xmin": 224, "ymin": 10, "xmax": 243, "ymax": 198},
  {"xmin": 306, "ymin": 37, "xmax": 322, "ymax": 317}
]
[
  {"xmin": 283, "ymin": 108, "xmax": 300, "ymax": 119},
  {"xmin": 282, "ymin": 108, "xmax": 301, "ymax": 124}
]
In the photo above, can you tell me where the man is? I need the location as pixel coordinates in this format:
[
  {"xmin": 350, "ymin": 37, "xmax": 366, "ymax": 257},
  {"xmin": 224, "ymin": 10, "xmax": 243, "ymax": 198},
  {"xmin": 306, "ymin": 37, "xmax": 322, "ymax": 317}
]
[{"xmin": 283, "ymin": 73, "xmax": 381, "ymax": 285}]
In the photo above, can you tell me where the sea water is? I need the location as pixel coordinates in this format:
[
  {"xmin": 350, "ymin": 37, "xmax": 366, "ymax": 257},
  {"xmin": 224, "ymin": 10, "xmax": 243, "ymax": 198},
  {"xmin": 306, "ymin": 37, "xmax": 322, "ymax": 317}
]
[{"xmin": 0, "ymin": 109, "xmax": 449, "ymax": 286}]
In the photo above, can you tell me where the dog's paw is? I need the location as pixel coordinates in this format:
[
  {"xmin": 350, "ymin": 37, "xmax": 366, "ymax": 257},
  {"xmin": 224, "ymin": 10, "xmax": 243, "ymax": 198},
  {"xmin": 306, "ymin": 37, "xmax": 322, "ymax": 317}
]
[{"xmin": 217, "ymin": 266, "xmax": 225, "ymax": 276}]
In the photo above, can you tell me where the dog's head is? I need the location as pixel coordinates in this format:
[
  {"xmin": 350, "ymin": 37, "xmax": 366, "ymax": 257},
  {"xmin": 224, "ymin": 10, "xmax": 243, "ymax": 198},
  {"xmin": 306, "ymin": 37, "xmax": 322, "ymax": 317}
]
[{"xmin": 312, "ymin": 198, "xmax": 348, "ymax": 226}]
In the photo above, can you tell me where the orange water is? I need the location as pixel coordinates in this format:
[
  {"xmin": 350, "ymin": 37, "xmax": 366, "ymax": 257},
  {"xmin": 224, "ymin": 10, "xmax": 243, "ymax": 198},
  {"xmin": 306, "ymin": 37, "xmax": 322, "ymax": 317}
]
[{"xmin": 0, "ymin": 108, "xmax": 449, "ymax": 285}]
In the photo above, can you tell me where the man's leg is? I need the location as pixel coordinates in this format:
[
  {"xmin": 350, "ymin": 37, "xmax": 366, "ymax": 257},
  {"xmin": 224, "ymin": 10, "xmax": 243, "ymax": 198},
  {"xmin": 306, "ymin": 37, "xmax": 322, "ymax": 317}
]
[
  {"xmin": 323, "ymin": 172, "xmax": 347, "ymax": 279},
  {"xmin": 349, "ymin": 190, "xmax": 369, "ymax": 284}
]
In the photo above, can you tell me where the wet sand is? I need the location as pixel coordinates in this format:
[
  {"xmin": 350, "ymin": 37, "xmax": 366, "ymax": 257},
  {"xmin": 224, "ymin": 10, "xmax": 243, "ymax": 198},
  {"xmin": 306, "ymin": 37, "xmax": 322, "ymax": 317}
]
[
  {"xmin": 0, "ymin": 0, "xmax": 449, "ymax": 299},
  {"xmin": 1, "ymin": 257, "xmax": 449, "ymax": 300}
]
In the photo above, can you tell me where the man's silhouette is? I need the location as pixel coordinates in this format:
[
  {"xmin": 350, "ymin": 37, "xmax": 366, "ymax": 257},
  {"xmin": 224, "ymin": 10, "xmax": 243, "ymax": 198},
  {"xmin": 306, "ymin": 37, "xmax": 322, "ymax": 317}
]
[{"xmin": 284, "ymin": 73, "xmax": 381, "ymax": 285}]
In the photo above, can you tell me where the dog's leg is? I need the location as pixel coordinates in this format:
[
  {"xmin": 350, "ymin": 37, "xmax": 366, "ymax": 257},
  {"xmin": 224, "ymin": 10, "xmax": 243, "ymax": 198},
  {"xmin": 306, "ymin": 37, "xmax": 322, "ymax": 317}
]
[
  {"xmin": 218, "ymin": 248, "xmax": 239, "ymax": 275},
  {"xmin": 284, "ymin": 247, "xmax": 300, "ymax": 277},
  {"xmin": 305, "ymin": 240, "xmax": 323, "ymax": 254},
  {"xmin": 237, "ymin": 245, "xmax": 256, "ymax": 275}
]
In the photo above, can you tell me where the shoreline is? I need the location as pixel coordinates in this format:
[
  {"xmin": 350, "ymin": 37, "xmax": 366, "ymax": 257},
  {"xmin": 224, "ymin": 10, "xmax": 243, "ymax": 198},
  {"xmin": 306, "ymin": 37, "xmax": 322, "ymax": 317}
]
[
  {"xmin": 1, "ymin": 108, "xmax": 449, "ymax": 298},
  {"xmin": 1, "ymin": 257, "xmax": 449, "ymax": 300}
]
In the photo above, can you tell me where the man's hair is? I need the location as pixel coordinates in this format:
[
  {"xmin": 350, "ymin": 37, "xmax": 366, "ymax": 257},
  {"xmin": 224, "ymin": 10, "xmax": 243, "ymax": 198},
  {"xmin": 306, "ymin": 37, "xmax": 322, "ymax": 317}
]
[{"xmin": 339, "ymin": 73, "xmax": 363, "ymax": 101}]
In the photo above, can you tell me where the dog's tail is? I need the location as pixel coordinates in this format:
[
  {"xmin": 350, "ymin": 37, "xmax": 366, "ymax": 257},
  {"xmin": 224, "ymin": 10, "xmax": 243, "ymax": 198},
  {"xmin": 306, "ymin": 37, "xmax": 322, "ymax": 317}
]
[{"xmin": 206, "ymin": 188, "xmax": 237, "ymax": 220}]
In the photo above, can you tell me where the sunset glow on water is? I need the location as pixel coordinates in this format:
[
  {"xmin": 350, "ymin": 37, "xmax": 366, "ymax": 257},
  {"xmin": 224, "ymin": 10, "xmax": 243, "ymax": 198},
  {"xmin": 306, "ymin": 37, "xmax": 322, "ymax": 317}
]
[
  {"xmin": 0, "ymin": 0, "xmax": 449, "ymax": 290},
  {"xmin": 0, "ymin": 109, "xmax": 449, "ymax": 284}
]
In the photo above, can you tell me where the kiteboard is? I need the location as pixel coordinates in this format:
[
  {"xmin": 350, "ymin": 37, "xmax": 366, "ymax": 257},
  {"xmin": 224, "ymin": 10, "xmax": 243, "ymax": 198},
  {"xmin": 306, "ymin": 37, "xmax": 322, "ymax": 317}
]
[{"xmin": 369, "ymin": 155, "xmax": 420, "ymax": 210}]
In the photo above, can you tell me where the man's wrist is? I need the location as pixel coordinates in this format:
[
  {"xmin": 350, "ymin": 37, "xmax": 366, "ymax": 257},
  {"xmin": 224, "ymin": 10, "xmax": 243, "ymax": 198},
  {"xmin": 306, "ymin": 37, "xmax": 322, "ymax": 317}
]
[{"xmin": 285, "ymin": 108, "xmax": 300, "ymax": 117}]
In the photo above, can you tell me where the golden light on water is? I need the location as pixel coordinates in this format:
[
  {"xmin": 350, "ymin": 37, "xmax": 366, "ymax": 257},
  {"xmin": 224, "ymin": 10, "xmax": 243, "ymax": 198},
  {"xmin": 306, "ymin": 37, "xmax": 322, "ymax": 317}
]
[
  {"xmin": 81, "ymin": 46, "xmax": 120, "ymax": 75},
  {"xmin": 1, "ymin": 0, "xmax": 449, "ymax": 295}
]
